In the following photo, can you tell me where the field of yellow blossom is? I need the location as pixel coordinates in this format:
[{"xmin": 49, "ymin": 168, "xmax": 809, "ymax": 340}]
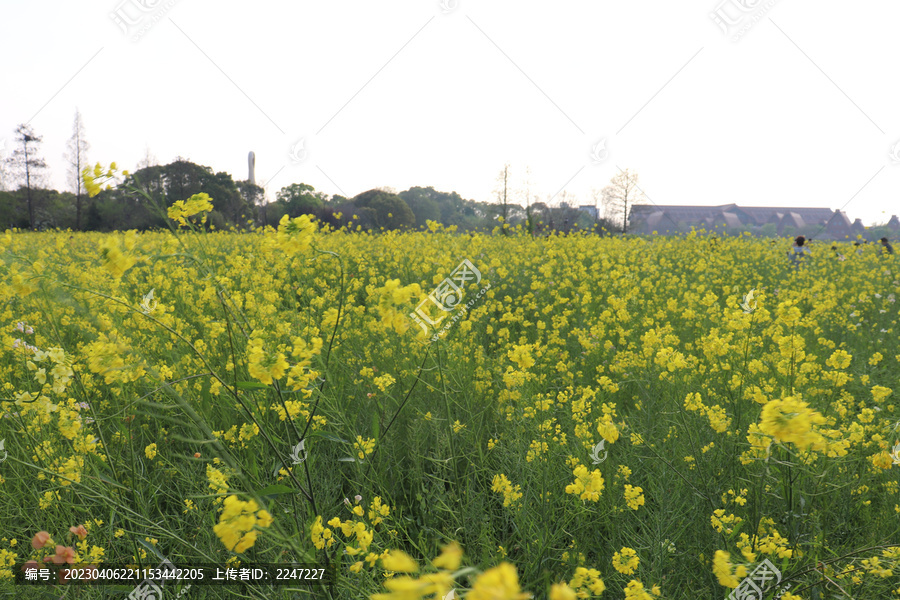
[{"xmin": 0, "ymin": 180, "xmax": 899, "ymax": 599}]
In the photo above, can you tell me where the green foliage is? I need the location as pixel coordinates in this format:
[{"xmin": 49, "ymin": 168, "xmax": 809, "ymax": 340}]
[
  {"xmin": 352, "ymin": 189, "xmax": 416, "ymax": 231},
  {"xmin": 276, "ymin": 183, "xmax": 325, "ymax": 217}
]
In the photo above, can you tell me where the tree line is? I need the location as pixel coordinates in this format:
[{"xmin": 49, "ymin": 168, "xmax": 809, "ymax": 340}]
[{"xmin": 0, "ymin": 115, "xmax": 636, "ymax": 234}]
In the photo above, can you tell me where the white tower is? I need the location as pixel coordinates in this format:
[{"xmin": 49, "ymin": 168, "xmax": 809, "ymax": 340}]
[{"xmin": 248, "ymin": 151, "xmax": 256, "ymax": 185}]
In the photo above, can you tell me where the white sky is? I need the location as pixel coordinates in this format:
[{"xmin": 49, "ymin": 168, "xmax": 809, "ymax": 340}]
[{"xmin": 2, "ymin": 0, "xmax": 899, "ymax": 225}]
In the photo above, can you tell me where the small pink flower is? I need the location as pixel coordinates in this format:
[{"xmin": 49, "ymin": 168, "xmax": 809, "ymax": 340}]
[
  {"xmin": 69, "ymin": 525, "xmax": 88, "ymax": 541},
  {"xmin": 31, "ymin": 531, "xmax": 51, "ymax": 550},
  {"xmin": 44, "ymin": 545, "xmax": 76, "ymax": 565}
]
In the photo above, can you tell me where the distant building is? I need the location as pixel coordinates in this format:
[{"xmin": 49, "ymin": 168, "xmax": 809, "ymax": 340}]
[
  {"xmin": 578, "ymin": 205, "xmax": 598, "ymax": 220},
  {"xmin": 887, "ymin": 215, "xmax": 900, "ymax": 234},
  {"xmin": 822, "ymin": 210, "xmax": 853, "ymax": 240},
  {"xmin": 629, "ymin": 203, "xmax": 861, "ymax": 238}
]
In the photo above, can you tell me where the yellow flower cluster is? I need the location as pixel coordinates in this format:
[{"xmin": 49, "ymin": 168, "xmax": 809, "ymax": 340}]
[
  {"xmin": 212, "ymin": 495, "xmax": 273, "ymax": 553},
  {"xmin": 275, "ymin": 213, "xmax": 316, "ymax": 255},
  {"xmin": 612, "ymin": 547, "xmax": 640, "ymax": 575},
  {"xmin": 565, "ymin": 566, "xmax": 607, "ymax": 597},
  {"xmin": 508, "ymin": 344, "xmax": 535, "ymax": 370},
  {"xmin": 623, "ymin": 579, "xmax": 662, "ymax": 600},
  {"xmin": 712, "ymin": 550, "xmax": 747, "ymax": 589},
  {"xmin": 206, "ymin": 463, "xmax": 230, "ymax": 506},
  {"xmin": 565, "ymin": 464, "xmax": 605, "ymax": 502},
  {"xmin": 354, "ymin": 436, "xmax": 376, "ymax": 460},
  {"xmin": 246, "ymin": 337, "xmax": 288, "ymax": 385},
  {"xmin": 81, "ymin": 162, "xmax": 128, "ymax": 197},
  {"xmin": 374, "ymin": 373, "xmax": 395, "ymax": 391},
  {"xmin": 312, "ymin": 495, "xmax": 391, "ymax": 568},
  {"xmin": 27, "ymin": 346, "xmax": 73, "ymax": 395},
  {"xmin": 491, "ymin": 473, "xmax": 523, "ymax": 508},
  {"xmin": 371, "ymin": 542, "xmax": 470, "ymax": 600},
  {"xmin": 623, "ymin": 484, "xmax": 645, "ymax": 510},
  {"xmin": 683, "ymin": 392, "xmax": 731, "ymax": 433},
  {"xmin": 99, "ymin": 236, "xmax": 136, "ymax": 279},
  {"xmin": 144, "ymin": 443, "xmax": 157, "ymax": 460},
  {"xmin": 83, "ymin": 334, "xmax": 146, "ymax": 384},
  {"xmin": 370, "ymin": 279, "xmax": 424, "ymax": 334},
  {"xmin": 167, "ymin": 193, "xmax": 214, "ymax": 227},
  {"xmin": 710, "ymin": 509, "xmax": 743, "ymax": 535},
  {"xmin": 759, "ymin": 395, "xmax": 827, "ymax": 451}
]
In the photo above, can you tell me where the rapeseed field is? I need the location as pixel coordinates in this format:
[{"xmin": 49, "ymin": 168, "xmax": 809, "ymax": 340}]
[{"xmin": 0, "ymin": 167, "xmax": 898, "ymax": 599}]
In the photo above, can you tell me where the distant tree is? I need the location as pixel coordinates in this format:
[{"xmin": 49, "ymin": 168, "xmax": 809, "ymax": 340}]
[
  {"xmin": 494, "ymin": 163, "xmax": 513, "ymax": 233},
  {"xmin": 316, "ymin": 206, "xmax": 341, "ymax": 230},
  {"xmin": 235, "ymin": 180, "xmax": 264, "ymax": 226},
  {"xmin": 136, "ymin": 145, "xmax": 158, "ymax": 170},
  {"xmin": 0, "ymin": 189, "xmax": 27, "ymax": 228},
  {"xmin": 64, "ymin": 109, "xmax": 90, "ymax": 230},
  {"xmin": 126, "ymin": 165, "xmax": 166, "ymax": 206},
  {"xmin": 529, "ymin": 201, "xmax": 551, "ymax": 234},
  {"xmin": 102, "ymin": 159, "xmax": 249, "ymax": 230},
  {"xmin": 866, "ymin": 225, "xmax": 890, "ymax": 243},
  {"xmin": 0, "ymin": 140, "xmax": 11, "ymax": 192},
  {"xmin": 6, "ymin": 124, "xmax": 48, "ymax": 230},
  {"xmin": 601, "ymin": 168, "xmax": 646, "ymax": 234},
  {"xmin": 205, "ymin": 171, "xmax": 249, "ymax": 225},
  {"xmin": 399, "ymin": 186, "xmax": 442, "ymax": 228},
  {"xmin": 352, "ymin": 189, "xmax": 415, "ymax": 231},
  {"xmin": 277, "ymin": 183, "xmax": 325, "ymax": 217},
  {"xmin": 521, "ymin": 165, "xmax": 537, "ymax": 235},
  {"xmin": 164, "ymin": 159, "xmax": 209, "ymax": 201}
]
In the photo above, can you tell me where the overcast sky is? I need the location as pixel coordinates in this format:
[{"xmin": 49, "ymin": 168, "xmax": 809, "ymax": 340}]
[{"xmin": 2, "ymin": 0, "xmax": 899, "ymax": 225}]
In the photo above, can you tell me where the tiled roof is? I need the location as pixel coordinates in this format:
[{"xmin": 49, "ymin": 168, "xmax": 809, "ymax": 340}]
[{"xmin": 629, "ymin": 204, "xmax": 838, "ymax": 233}]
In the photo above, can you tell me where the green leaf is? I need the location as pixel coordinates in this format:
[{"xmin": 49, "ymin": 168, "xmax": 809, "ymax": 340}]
[
  {"xmin": 309, "ymin": 431, "xmax": 349, "ymax": 444},
  {"xmin": 236, "ymin": 381, "xmax": 269, "ymax": 390},
  {"xmin": 136, "ymin": 538, "xmax": 166, "ymax": 563},
  {"xmin": 257, "ymin": 484, "xmax": 296, "ymax": 498},
  {"xmin": 371, "ymin": 411, "xmax": 380, "ymax": 440},
  {"xmin": 95, "ymin": 472, "xmax": 129, "ymax": 491}
]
